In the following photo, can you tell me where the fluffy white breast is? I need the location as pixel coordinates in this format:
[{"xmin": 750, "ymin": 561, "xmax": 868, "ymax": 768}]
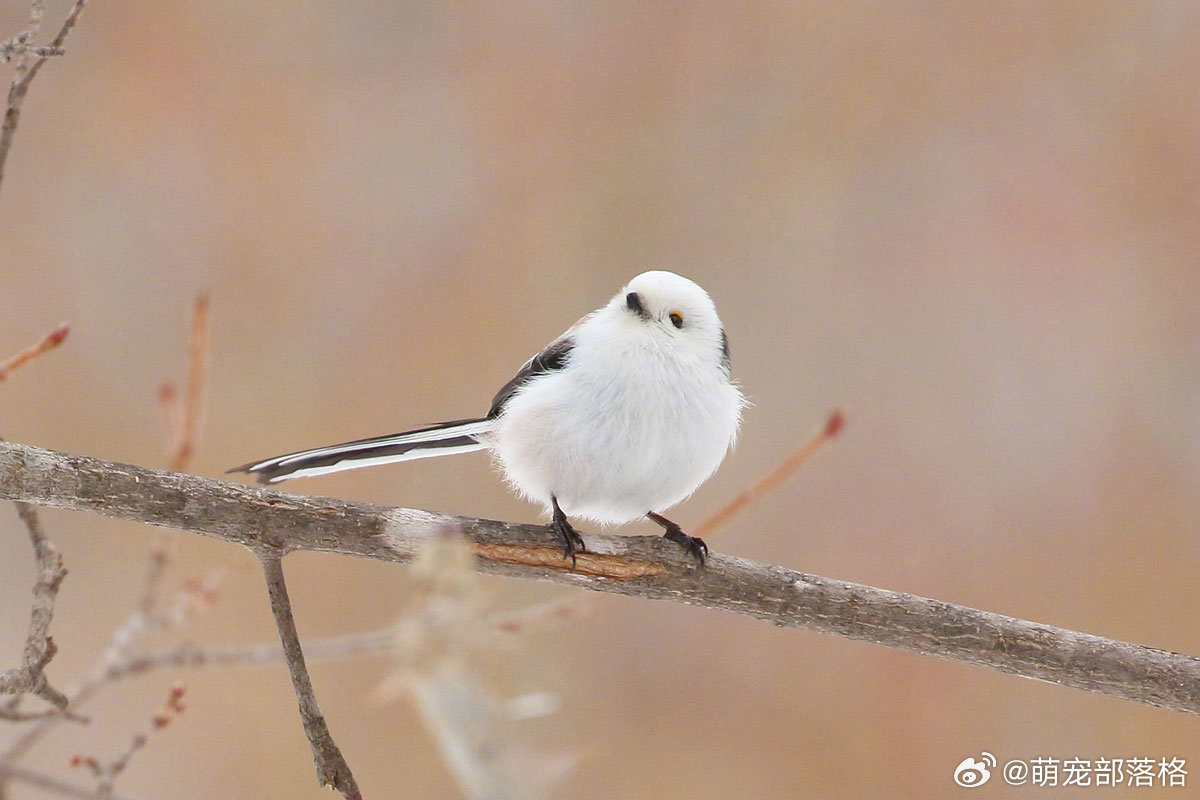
[{"xmin": 492, "ymin": 272, "xmax": 743, "ymax": 524}]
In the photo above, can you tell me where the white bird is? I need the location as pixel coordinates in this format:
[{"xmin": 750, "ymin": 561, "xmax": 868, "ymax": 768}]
[{"xmin": 231, "ymin": 271, "xmax": 745, "ymax": 566}]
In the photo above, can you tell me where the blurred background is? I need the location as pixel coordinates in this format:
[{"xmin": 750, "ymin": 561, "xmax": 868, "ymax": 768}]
[{"xmin": 2, "ymin": 1, "xmax": 1199, "ymax": 797}]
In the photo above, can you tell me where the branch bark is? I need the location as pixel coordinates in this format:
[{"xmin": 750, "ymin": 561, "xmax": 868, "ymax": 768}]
[
  {"xmin": 2, "ymin": 439, "xmax": 1199, "ymax": 715},
  {"xmin": 0, "ymin": 501, "xmax": 68, "ymax": 708},
  {"xmin": 259, "ymin": 552, "xmax": 361, "ymax": 800}
]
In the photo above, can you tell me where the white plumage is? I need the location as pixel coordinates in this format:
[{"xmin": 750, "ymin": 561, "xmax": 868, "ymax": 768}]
[{"xmin": 232, "ymin": 270, "xmax": 744, "ymax": 564}]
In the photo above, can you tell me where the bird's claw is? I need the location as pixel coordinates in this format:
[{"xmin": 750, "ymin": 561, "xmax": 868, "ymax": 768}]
[
  {"xmin": 551, "ymin": 505, "xmax": 586, "ymax": 569},
  {"xmin": 660, "ymin": 523, "xmax": 707, "ymax": 568}
]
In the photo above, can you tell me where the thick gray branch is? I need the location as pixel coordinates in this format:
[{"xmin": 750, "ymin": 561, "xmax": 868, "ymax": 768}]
[{"xmin": 2, "ymin": 440, "xmax": 1199, "ymax": 714}]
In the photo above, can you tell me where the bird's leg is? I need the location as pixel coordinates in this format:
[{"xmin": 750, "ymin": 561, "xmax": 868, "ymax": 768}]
[
  {"xmin": 647, "ymin": 511, "xmax": 707, "ymax": 567},
  {"xmin": 551, "ymin": 494, "xmax": 586, "ymax": 568}
]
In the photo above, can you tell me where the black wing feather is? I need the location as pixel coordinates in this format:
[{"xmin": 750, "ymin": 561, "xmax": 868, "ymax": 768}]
[{"xmin": 487, "ymin": 336, "xmax": 574, "ymax": 418}]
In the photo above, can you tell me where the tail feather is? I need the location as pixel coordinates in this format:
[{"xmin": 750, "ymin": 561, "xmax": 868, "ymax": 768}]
[{"xmin": 229, "ymin": 417, "xmax": 493, "ymax": 484}]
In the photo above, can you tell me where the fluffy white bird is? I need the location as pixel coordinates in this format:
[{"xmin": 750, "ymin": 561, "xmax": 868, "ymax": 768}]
[{"xmin": 231, "ymin": 270, "xmax": 744, "ymax": 565}]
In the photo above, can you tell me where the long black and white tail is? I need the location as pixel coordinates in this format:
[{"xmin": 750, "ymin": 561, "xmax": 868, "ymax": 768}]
[{"xmin": 229, "ymin": 417, "xmax": 494, "ymax": 484}]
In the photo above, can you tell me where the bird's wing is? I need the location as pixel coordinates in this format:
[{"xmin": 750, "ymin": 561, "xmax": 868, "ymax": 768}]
[{"xmin": 486, "ymin": 313, "xmax": 590, "ymax": 418}]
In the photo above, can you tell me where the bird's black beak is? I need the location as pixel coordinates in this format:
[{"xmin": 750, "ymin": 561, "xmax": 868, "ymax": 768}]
[{"xmin": 625, "ymin": 291, "xmax": 650, "ymax": 319}]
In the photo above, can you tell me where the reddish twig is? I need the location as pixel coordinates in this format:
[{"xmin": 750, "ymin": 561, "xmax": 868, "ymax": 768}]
[
  {"xmin": 151, "ymin": 294, "xmax": 211, "ymax": 632},
  {"xmin": 691, "ymin": 409, "xmax": 844, "ymax": 540},
  {"xmin": 70, "ymin": 683, "xmax": 186, "ymax": 796},
  {"xmin": 159, "ymin": 295, "xmax": 210, "ymax": 472},
  {"xmin": 0, "ymin": 324, "xmax": 68, "ymax": 382}
]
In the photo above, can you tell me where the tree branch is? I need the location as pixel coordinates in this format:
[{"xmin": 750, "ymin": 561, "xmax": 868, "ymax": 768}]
[
  {"xmin": 1, "ymin": 439, "xmax": 1199, "ymax": 715},
  {"xmin": 1, "ymin": 566, "xmax": 222, "ymax": 766},
  {"xmin": 258, "ymin": 552, "xmax": 361, "ymax": 800},
  {"xmin": 0, "ymin": 502, "xmax": 68, "ymax": 709},
  {"xmin": 0, "ymin": 0, "xmax": 90, "ymax": 193}
]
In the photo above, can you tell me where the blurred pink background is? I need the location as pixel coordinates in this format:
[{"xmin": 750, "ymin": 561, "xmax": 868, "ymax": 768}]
[{"xmin": 2, "ymin": 1, "xmax": 1199, "ymax": 797}]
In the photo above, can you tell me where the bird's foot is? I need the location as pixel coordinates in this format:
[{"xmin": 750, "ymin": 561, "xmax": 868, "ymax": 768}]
[
  {"xmin": 551, "ymin": 499, "xmax": 586, "ymax": 568},
  {"xmin": 648, "ymin": 512, "xmax": 707, "ymax": 567}
]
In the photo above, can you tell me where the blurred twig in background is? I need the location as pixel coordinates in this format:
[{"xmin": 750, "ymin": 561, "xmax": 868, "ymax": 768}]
[
  {"xmin": 0, "ymin": 34, "xmax": 64, "ymax": 63},
  {"xmin": 3, "ymin": 440, "xmax": 1199, "ymax": 718},
  {"xmin": 69, "ymin": 683, "xmax": 186, "ymax": 797},
  {"xmin": 0, "ymin": 562, "xmax": 221, "ymax": 798},
  {"xmin": 2, "ymin": 571, "xmax": 223, "ymax": 760},
  {"xmin": 158, "ymin": 295, "xmax": 210, "ymax": 473},
  {"xmin": 0, "ymin": 300, "xmax": 216, "ymax": 800},
  {"xmin": 0, "ymin": 764, "xmax": 136, "ymax": 800},
  {"xmin": 0, "ymin": 0, "xmax": 89, "ymax": 191},
  {"xmin": 0, "ymin": 325, "xmax": 69, "ymax": 382},
  {"xmin": 58, "ymin": 591, "xmax": 586, "ymax": 684},
  {"xmin": 692, "ymin": 409, "xmax": 843, "ymax": 541},
  {"xmin": 375, "ymin": 533, "xmax": 573, "ymax": 800}
]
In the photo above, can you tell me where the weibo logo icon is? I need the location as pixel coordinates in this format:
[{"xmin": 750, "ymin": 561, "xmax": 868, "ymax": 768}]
[{"xmin": 954, "ymin": 752, "xmax": 996, "ymax": 788}]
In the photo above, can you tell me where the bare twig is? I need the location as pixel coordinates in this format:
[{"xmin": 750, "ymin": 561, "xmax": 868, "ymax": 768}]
[
  {"xmin": 0, "ymin": 0, "xmax": 90, "ymax": 194},
  {"xmin": 259, "ymin": 552, "xmax": 361, "ymax": 800},
  {"xmin": 2, "ymin": 441, "xmax": 1199, "ymax": 716},
  {"xmin": 0, "ymin": 700, "xmax": 85, "ymax": 723},
  {"xmin": 70, "ymin": 683, "xmax": 186, "ymax": 797},
  {"xmin": 20, "ymin": 1, "xmax": 46, "ymax": 49},
  {"xmin": 407, "ymin": 670, "xmax": 570, "ymax": 800},
  {"xmin": 1, "ymin": 570, "xmax": 221, "ymax": 764},
  {"xmin": 0, "ymin": 38, "xmax": 64, "ymax": 62},
  {"xmin": 39, "ymin": 599, "xmax": 576, "ymax": 688},
  {"xmin": 375, "ymin": 534, "xmax": 573, "ymax": 800},
  {"xmin": 0, "ymin": 502, "xmax": 68, "ymax": 709},
  {"xmin": 159, "ymin": 295, "xmax": 210, "ymax": 472},
  {"xmin": 0, "ymin": 324, "xmax": 68, "ymax": 382},
  {"xmin": 97, "ymin": 630, "xmax": 397, "ymax": 685},
  {"xmin": 0, "ymin": 764, "xmax": 140, "ymax": 800}
]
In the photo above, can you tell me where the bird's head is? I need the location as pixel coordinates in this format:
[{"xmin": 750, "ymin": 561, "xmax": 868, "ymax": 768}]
[{"xmin": 608, "ymin": 270, "xmax": 729, "ymax": 369}]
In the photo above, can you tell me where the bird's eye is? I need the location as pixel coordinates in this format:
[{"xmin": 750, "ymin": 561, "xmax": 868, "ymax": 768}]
[
  {"xmin": 626, "ymin": 292, "xmax": 643, "ymax": 314},
  {"xmin": 669, "ymin": 311, "xmax": 684, "ymax": 328}
]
